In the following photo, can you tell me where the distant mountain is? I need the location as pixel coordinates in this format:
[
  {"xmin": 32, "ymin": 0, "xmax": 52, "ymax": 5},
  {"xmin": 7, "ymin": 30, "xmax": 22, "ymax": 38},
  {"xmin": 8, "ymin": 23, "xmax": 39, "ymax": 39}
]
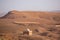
[{"xmin": 51, "ymin": 10, "xmax": 60, "ymax": 12}]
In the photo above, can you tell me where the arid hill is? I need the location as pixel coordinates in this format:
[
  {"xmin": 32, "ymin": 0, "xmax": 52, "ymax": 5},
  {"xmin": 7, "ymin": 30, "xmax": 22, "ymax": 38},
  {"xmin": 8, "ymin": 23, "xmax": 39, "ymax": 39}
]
[{"xmin": 0, "ymin": 10, "xmax": 60, "ymax": 40}]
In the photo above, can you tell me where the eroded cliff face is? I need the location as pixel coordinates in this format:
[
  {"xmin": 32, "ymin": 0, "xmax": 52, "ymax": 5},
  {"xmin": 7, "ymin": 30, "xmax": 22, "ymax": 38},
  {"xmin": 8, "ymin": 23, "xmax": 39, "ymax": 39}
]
[{"xmin": 0, "ymin": 10, "xmax": 60, "ymax": 40}]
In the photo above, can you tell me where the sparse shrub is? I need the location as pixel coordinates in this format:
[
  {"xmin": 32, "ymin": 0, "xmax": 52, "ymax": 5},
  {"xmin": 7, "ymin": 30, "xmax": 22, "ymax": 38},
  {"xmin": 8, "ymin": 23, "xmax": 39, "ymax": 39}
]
[
  {"xmin": 48, "ymin": 35, "xmax": 52, "ymax": 38},
  {"xmin": 18, "ymin": 24, "xmax": 26, "ymax": 26},
  {"xmin": 35, "ymin": 29, "xmax": 39, "ymax": 32},
  {"xmin": 23, "ymin": 16, "xmax": 26, "ymax": 18},
  {"xmin": 48, "ymin": 27, "xmax": 57, "ymax": 32},
  {"xmin": 39, "ymin": 16, "xmax": 51, "ymax": 20},
  {"xmin": 53, "ymin": 16, "xmax": 60, "ymax": 21},
  {"xmin": 57, "ymin": 36, "xmax": 60, "ymax": 40},
  {"xmin": 56, "ymin": 30, "xmax": 60, "ymax": 34},
  {"xmin": 39, "ymin": 32, "xmax": 48, "ymax": 36}
]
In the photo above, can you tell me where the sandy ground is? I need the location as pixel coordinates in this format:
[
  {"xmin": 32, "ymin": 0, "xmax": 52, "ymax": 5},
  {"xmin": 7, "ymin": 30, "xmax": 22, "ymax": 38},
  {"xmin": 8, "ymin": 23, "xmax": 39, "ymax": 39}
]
[{"xmin": 0, "ymin": 10, "xmax": 60, "ymax": 40}]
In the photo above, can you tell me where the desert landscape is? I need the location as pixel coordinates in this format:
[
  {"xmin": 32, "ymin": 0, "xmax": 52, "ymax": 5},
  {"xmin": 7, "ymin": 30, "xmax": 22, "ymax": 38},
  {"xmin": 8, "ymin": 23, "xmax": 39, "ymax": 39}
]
[{"xmin": 0, "ymin": 10, "xmax": 60, "ymax": 40}]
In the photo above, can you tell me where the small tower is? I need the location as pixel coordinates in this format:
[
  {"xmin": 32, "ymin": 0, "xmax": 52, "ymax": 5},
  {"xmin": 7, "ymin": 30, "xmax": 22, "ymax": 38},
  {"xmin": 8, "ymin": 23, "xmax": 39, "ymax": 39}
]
[{"xmin": 23, "ymin": 28, "xmax": 32, "ymax": 36}]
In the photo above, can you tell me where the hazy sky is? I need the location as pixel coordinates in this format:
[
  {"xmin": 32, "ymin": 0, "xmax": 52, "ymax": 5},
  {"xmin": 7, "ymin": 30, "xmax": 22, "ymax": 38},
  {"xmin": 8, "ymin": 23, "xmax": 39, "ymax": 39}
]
[{"xmin": 0, "ymin": 0, "xmax": 60, "ymax": 17}]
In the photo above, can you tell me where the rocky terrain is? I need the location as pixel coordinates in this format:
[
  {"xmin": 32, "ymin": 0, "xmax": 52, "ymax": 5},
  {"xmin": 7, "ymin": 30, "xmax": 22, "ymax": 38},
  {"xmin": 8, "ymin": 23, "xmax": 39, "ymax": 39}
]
[{"xmin": 0, "ymin": 10, "xmax": 60, "ymax": 40}]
